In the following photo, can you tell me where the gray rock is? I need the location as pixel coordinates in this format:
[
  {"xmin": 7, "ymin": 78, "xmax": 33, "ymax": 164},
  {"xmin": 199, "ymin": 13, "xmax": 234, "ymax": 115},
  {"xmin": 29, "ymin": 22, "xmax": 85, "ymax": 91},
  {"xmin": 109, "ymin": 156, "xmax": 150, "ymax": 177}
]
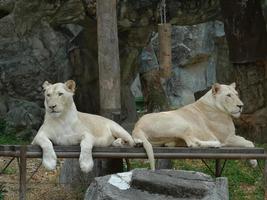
[
  {"xmin": 0, "ymin": 0, "xmax": 15, "ymax": 14},
  {"xmin": 13, "ymin": 0, "xmax": 84, "ymax": 35},
  {"xmin": 5, "ymin": 98, "xmax": 44, "ymax": 139},
  {"xmin": 59, "ymin": 158, "xmax": 102, "ymax": 188},
  {"xmin": 139, "ymin": 21, "xmax": 224, "ymax": 109},
  {"xmin": 0, "ymin": 20, "xmax": 71, "ymax": 103},
  {"xmin": 84, "ymin": 169, "xmax": 229, "ymax": 200},
  {"xmin": 0, "ymin": 0, "xmax": 85, "ymax": 138}
]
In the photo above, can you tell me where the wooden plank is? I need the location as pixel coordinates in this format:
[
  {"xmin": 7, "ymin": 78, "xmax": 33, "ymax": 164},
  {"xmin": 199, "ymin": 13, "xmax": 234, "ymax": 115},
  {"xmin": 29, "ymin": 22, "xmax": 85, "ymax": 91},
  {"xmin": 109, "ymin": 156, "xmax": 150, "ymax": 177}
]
[
  {"xmin": 34, "ymin": 152, "xmax": 267, "ymax": 159},
  {"xmin": 0, "ymin": 145, "xmax": 265, "ymax": 154},
  {"xmin": 1, "ymin": 146, "xmax": 266, "ymax": 159},
  {"xmin": 19, "ymin": 145, "xmax": 27, "ymax": 200}
]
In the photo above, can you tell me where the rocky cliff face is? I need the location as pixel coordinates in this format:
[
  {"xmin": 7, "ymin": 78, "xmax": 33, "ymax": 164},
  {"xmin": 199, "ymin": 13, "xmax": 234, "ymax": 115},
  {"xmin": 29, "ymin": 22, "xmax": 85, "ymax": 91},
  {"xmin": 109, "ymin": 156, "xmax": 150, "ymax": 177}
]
[
  {"xmin": 0, "ymin": 0, "xmax": 90, "ymax": 138},
  {"xmin": 139, "ymin": 21, "xmax": 224, "ymax": 109}
]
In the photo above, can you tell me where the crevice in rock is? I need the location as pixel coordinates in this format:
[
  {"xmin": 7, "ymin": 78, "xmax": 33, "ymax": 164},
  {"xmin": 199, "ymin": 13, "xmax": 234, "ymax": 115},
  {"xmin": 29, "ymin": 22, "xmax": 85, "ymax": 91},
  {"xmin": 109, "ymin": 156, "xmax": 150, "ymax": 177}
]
[{"xmin": 0, "ymin": 9, "xmax": 9, "ymax": 19}]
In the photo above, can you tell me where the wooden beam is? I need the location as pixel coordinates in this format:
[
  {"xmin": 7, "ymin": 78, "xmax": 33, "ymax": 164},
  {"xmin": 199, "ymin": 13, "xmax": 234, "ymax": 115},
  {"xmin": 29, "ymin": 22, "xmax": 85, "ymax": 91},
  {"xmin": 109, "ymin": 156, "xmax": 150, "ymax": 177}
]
[
  {"xmin": 0, "ymin": 145, "xmax": 266, "ymax": 159},
  {"xmin": 1, "ymin": 145, "xmax": 266, "ymax": 199},
  {"xmin": 215, "ymin": 159, "xmax": 221, "ymax": 177},
  {"xmin": 19, "ymin": 145, "xmax": 27, "ymax": 200}
]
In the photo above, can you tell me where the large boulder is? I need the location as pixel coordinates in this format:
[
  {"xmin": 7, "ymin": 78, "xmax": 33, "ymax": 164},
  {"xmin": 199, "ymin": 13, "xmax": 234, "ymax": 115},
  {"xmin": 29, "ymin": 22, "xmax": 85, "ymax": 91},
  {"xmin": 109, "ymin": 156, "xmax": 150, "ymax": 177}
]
[
  {"xmin": 0, "ymin": 0, "xmax": 85, "ymax": 138},
  {"xmin": 84, "ymin": 169, "xmax": 229, "ymax": 200},
  {"xmin": 138, "ymin": 21, "xmax": 224, "ymax": 109}
]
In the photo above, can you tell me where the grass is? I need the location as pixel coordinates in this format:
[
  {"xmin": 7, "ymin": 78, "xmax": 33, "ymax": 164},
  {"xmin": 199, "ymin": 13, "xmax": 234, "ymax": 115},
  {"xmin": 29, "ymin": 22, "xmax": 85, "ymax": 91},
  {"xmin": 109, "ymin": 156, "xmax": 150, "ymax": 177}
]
[
  {"xmin": 0, "ymin": 119, "xmax": 29, "ymax": 145},
  {"xmin": 0, "ymin": 115, "xmax": 265, "ymax": 199},
  {"xmin": 1, "ymin": 167, "xmax": 17, "ymax": 175},
  {"xmin": 130, "ymin": 156, "xmax": 265, "ymax": 200},
  {"xmin": 173, "ymin": 159, "xmax": 263, "ymax": 200},
  {"xmin": 0, "ymin": 183, "xmax": 6, "ymax": 200}
]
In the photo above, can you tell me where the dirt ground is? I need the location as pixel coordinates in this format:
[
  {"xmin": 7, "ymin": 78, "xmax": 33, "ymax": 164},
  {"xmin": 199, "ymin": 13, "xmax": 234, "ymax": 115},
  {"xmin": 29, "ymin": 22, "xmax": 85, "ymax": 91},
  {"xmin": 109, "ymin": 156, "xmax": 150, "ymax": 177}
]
[{"xmin": 0, "ymin": 157, "xmax": 83, "ymax": 200}]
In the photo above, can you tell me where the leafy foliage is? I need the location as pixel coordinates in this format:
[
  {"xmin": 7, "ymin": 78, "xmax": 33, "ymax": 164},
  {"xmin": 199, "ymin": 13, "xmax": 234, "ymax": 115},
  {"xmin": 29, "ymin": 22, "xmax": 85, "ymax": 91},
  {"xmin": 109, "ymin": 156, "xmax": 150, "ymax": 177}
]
[
  {"xmin": 0, "ymin": 119, "xmax": 29, "ymax": 144},
  {"xmin": 130, "ymin": 157, "xmax": 264, "ymax": 200},
  {"xmin": 0, "ymin": 183, "xmax": 7, "ymax": 200}
]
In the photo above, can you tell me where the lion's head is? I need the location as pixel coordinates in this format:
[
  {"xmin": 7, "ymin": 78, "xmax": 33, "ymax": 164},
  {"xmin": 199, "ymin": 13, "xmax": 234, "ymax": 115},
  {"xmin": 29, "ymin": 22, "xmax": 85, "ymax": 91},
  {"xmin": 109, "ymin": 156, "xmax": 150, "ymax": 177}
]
[
  {"xmin": 42, "ymin": 80, "xmax": 76, "ymax": 117},
  {"xmin": 211, "ymin": 82, "xmax": 244, "ymax": 118}
]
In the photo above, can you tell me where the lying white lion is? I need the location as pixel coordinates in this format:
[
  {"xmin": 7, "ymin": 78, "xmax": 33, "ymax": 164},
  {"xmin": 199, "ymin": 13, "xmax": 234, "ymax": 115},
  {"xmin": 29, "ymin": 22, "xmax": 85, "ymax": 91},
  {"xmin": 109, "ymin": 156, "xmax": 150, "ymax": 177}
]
[
  {"xmin": 132, "ymin": 83, "xmax": 257, "ymax": 170},
  {"xmin": 32, "ymin": 80, "xmax": 135, "ymax": 173}
]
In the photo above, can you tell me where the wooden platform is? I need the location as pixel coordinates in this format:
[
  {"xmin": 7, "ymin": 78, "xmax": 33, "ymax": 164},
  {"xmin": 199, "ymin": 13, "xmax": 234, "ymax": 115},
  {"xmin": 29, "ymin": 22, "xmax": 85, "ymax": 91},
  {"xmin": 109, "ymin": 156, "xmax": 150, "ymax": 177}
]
[
  {"xmin": 0, "ymin": 145, "xmax": 266, "ymax": 159},
  {"xmin": 0, "ymin": 145, "xmax": 267, "ymax": 200}
]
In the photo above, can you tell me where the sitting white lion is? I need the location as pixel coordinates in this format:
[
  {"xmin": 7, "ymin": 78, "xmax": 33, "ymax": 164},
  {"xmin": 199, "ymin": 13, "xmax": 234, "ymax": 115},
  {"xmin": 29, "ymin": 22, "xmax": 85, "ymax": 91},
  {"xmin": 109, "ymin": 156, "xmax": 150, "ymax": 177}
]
[
  {"xmin": 132, "ymin": 83, "xmax": 257, "ymax": 170},
  {"xmin": 32, "ymin": 80, "xmax": 135, "ymax": 173}
]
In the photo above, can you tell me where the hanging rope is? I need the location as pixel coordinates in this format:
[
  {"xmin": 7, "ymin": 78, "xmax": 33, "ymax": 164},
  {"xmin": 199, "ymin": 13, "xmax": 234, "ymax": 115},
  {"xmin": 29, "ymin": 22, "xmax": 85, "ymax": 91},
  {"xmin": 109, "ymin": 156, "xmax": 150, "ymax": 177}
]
[
  {"xmin": 159, "ymin": 0, "xmax": 167, "ymax": 24},
  {"xmin": 158, "ymin": 0, "xmax": 172, "ymax": 78}
]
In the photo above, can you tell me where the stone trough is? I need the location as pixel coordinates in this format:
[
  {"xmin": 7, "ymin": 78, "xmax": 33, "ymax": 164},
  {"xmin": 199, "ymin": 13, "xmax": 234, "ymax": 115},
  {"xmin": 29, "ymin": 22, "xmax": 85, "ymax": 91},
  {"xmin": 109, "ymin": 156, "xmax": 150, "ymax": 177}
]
[{"xmin": 84, "ymin": 169, "xmax": 228, "ymax": 200}]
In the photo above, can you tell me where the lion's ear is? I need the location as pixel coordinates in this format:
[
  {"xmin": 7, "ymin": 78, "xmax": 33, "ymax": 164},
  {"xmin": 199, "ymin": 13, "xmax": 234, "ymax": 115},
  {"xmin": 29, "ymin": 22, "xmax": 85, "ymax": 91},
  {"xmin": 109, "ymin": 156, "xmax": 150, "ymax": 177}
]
[
  {"xmin": 212, "ymin": 83, "xmax": 221, "ymax": 95},
  {"xmin": 230, "ymin": 82, "xmax": 236, "ymax": 89},
  {"xmin": 42, "ymin": 81, "xmax": 51, "ymax": 90},
  {"xmin": 65, "ymin": 80, "xmax": 76, "ymax": 93}
]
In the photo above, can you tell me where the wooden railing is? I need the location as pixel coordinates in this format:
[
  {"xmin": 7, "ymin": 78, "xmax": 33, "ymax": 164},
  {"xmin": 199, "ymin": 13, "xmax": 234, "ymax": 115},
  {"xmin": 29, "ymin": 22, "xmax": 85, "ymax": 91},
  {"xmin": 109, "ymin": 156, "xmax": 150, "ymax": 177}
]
[{"xmin": 0, "ymin": 145, "xmax": 267, "ymax": 200}]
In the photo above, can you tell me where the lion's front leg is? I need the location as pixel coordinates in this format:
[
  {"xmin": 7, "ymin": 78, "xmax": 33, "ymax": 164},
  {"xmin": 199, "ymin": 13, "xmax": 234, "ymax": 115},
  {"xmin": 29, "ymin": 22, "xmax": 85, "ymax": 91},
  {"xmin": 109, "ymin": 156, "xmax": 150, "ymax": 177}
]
[
  {"xmin": 224, "ymin": 135, "xmax": 257, "ymax": 167},
  {"xmin": 79, "ymin": 136, "xmax": 94, "ymax": 173},
  {"xmin": 32, "ymin": 135, "xmax": 57, "ymax": 170}
]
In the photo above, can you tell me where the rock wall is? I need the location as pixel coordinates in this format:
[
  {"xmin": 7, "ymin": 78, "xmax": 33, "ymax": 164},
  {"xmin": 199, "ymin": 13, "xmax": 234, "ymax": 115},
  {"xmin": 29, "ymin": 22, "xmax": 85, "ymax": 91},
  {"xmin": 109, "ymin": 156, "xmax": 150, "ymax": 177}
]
[
  {"xmin": 138, "ymin": 20, "xmax": 223, "ymax": 108},
  {"xmin": 0, "ymin": 0, "xmax": 84, "ymax": 138},
  {"xmin": 0, "ymin": 0, "xmax": 98, "ymax": 139}
]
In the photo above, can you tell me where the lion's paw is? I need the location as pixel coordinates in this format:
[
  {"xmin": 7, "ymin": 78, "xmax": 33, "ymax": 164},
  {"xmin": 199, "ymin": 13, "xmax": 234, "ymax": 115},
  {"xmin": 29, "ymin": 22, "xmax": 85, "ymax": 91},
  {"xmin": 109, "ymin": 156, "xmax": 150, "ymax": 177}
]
[
  {"xmin": 128, "ymin": 139, "xmax": 135, "ymax": 147},
  {"xmin": 211, "ymin": 141, "xmax": 222, "ymax": 148},
  {"xmin": 80, "ymin": 160, "xmax": 94, "ymax": 173},
  {"xmin": 42, "ymin": 158, "xmax": 57, "ymax": 170},
  {"xmin": 112, "ymin": 138, "xmax": 126, "ymax": 147},
  {"xmin": 133, "ymin": 138, "xmax": 143, "ymax": 147},
  {"xmin": 249, "ymin": 159, "xmax": 258, "ymax": 168},
  {"xmin": 196, "ymin": 140, "xmax": 222, "ymax": 148}
]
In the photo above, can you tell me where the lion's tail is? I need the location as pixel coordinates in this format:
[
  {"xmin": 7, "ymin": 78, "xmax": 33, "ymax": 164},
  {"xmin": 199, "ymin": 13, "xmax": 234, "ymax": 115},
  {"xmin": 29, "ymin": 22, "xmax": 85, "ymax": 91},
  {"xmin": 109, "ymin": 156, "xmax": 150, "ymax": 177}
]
[{"xmin": 132, "ymin": 129, "xmax": 155, "ymax": 170}]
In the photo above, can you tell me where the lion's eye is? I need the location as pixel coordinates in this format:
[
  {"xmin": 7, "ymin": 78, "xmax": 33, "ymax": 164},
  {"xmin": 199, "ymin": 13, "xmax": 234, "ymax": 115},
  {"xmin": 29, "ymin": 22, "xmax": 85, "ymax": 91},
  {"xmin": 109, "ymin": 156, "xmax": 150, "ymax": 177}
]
[
  {"xmin": 47, "ymin": 93, "xmax": 51, "ymax": 97},
  {"xmin": 227, "ymin": 94, "xmax": 231, "ymax": 97},
  {"xmin": 58, "ymin": 92, "xmax": 63, "ymax": 96}
]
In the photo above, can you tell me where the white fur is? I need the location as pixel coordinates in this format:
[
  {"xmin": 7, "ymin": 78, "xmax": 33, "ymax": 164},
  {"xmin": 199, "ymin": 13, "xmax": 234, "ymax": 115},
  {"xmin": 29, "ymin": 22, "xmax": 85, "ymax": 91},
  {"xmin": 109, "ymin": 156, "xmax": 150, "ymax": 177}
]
[
  {"xmin": 132, "ymin": 83, "xmax": 257, "ymax": 170},
  {"xmin": 32, "ymin": 80, "xmax": 135, "ymax": 173}
]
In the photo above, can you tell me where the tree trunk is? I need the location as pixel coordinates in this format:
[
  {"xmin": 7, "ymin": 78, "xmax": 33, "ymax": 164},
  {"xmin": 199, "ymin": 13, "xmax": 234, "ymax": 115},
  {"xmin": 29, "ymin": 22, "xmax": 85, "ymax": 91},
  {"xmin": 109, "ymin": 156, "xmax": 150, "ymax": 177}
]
[
  {"xmin": 220, "ymin": 0, "xmax": 267, "ymax": 63},
  {"xmin": 97, "ymin": 0, "xmax": 123, "ymax": 174}
]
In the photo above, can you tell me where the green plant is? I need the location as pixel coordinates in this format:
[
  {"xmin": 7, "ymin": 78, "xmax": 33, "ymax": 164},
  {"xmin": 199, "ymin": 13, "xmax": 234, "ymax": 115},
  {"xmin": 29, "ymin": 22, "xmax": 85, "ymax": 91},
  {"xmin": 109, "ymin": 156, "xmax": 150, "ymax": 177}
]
[
  {"xmin": 130, "ymin": 157, "xmax": 265, "ymax": 200},
  {"xmin": 2, "ymin": 167, "xmax": 17, "ymax": 175},
  {"xmin": 0, "ymin": 118, "xmax": 30, "ymax": 144},
  {"xmin": 0, "ymin": 183, "xmax": 7, "ymax": 200}
]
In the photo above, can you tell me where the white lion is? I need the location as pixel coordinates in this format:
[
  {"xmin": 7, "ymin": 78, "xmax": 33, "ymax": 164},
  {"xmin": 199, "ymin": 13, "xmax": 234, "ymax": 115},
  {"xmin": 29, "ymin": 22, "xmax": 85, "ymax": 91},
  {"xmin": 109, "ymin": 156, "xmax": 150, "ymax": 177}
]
[
  {"xmin": 32, "ymin": 80, "xmax": 135, "ymax": 173},
  {"xmin": 132, "ymin": 83, "xmax": 257, "ymax": 170}
]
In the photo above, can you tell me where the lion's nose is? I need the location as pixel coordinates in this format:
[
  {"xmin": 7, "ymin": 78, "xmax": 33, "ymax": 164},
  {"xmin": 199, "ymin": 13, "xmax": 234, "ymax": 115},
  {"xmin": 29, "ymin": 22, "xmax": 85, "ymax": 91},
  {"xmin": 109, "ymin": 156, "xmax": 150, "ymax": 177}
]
[
  {"xmin": 49, "ymin": 105, "xmax": 57, "ymax": 109},
  {"xmin": 237, "ymin": 105, "xmax": 243, "ymax": 109}
]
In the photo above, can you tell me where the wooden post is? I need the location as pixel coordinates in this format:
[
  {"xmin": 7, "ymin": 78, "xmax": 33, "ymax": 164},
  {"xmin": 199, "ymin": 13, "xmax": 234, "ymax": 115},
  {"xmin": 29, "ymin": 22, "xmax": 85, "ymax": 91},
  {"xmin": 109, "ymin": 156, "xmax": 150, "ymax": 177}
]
[
  {"xmin": 19, "ymin": 145, "xmax": 27, "ymax": 200},
  {"xmin": 264, "ymin": 150, "xmax": 267, "ymax": 199},
  {"xmin": 215, "ymin": 159, "xmax": 221, "ymax": 177},
  {"xmin": 158, "ymin": 23, "xmax": 172, "ymax": 78},
  {"xmin": 97, "ymin": 0, "xmax": 123, "ymax": 174}
]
